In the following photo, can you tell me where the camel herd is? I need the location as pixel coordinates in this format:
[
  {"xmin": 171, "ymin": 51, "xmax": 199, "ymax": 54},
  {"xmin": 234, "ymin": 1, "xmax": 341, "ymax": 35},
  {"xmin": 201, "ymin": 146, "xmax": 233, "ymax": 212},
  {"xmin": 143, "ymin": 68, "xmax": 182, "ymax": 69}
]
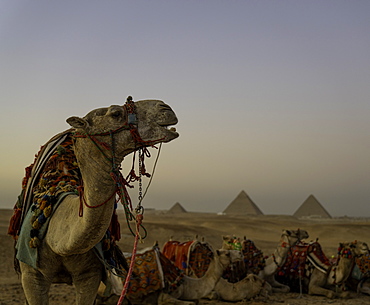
[
  {"xmin": 95, "ymin": 229, "xmax": 370, "ymax": 305},
  {"xmin": 9, "ymin": 100, "xmax": 370, "ymax": 305}
]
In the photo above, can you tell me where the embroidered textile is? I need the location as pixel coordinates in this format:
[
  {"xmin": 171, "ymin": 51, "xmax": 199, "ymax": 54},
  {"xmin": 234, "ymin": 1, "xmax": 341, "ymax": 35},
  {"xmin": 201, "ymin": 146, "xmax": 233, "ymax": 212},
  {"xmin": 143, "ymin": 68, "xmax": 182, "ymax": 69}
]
[
  {"xmin": 242, "ymin": 239, "xmax": 266, "ymax": 275},
  {"xmin": 162, "ymin": 240, "xmax": 213, "ymax": 277},
  {"xmin": 123, "ymin": 249, "xmax": 164, "ymax": 301}
]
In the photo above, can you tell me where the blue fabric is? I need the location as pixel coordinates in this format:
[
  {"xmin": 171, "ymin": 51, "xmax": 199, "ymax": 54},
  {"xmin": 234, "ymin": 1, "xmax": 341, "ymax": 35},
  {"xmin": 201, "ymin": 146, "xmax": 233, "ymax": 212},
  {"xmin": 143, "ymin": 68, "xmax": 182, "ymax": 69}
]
[{"xmin": 16, "ymin": 192, "xmax": 74, "ymax": 269}]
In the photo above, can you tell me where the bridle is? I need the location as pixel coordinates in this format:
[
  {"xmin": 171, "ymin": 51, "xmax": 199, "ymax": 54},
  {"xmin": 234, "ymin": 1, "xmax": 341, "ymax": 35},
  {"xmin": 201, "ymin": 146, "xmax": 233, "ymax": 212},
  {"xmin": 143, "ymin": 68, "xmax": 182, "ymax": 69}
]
[
  {"xmin": 72, "ymin": 96, "xmax": 162, "ymax": 227},
  {"xmin": 72, "ymin": 96, "xmax": 166, "ymax": 304}
]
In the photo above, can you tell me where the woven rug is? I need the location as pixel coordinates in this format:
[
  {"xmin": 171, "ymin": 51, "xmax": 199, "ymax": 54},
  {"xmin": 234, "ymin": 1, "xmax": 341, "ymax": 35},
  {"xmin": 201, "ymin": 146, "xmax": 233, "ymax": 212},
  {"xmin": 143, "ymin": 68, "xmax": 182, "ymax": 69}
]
[
  {"xmin": 123, "ymin": 249, "xmax": 164, "ymax": 301},
  {"xmin": 242, "ymin": 239, "xmax": 266, "ymax": 275}
]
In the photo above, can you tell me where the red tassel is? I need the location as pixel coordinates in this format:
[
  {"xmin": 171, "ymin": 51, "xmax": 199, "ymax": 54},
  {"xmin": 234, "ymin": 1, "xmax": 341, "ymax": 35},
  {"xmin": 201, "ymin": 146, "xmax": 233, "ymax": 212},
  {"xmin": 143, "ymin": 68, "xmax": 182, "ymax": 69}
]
[{"xmin": 8, "ymin": 208, "xmax": 22, "ymax": 239}]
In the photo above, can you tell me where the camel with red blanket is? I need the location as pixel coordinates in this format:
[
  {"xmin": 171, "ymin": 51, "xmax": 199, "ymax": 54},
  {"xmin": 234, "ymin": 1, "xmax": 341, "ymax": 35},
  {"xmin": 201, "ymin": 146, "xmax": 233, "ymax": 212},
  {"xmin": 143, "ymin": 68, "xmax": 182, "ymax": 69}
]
[
  {"xmin": 308, "ymin": 241, "xmax": 369, "ymax": 298},
  {"xmin": 277, "ymin": 240, "xmax": 369, "ymax": 298}
]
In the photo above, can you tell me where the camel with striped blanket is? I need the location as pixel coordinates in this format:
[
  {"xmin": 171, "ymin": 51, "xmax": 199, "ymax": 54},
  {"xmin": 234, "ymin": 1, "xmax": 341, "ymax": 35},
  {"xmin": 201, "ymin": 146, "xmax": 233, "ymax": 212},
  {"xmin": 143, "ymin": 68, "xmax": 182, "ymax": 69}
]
[{"xmin": 258, "ymin": 229, "xmax": 309, "ymax": 292}]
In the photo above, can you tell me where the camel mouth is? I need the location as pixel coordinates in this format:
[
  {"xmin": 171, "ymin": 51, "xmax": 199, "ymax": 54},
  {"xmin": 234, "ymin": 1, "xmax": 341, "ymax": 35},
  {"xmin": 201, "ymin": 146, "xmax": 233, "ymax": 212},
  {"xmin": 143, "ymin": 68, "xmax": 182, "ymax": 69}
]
[
  {"xmin": 161, "ymin": 124, "xmax": 179, "ymax": 140},
  {"xmin": 156, "ymin": 103, "xmax": 179, "ymax": 140}
]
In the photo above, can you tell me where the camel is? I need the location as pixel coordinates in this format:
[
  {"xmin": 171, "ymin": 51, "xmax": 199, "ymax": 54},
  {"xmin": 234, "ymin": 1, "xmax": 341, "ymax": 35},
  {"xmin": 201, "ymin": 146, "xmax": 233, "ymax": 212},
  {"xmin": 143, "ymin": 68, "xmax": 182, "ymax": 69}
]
[
  {"xmin": 15, "ymin": 98, "xmax": 179, "ymax": 305},
  {"xmin": 258, "ymin": 229, "xmax": 309, "ymax": 292},
  {"xmin": 308, "ymin": 240, "xmax": 369, "ymax": 298},
  {"xmin": 169, "ymin": 248, "xmax": 243, "ymax": 301},
  {"xmin": 97, "ymin": 248, "xmax": 242, "ymax": 305},
  {"xmin": 348, "ymin": 243, "xmax": 370, "ymax": 295},
  {"xmin": 214, "ymin": 273, "xmax": 270, "ymax": 302}
]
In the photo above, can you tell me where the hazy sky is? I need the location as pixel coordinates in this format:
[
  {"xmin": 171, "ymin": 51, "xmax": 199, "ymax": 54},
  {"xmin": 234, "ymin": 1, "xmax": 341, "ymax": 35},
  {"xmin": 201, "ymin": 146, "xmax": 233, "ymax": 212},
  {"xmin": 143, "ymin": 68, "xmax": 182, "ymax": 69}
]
[{"xmin": 1, "ymin": 1, "xmax": 369, "ymax": 217}]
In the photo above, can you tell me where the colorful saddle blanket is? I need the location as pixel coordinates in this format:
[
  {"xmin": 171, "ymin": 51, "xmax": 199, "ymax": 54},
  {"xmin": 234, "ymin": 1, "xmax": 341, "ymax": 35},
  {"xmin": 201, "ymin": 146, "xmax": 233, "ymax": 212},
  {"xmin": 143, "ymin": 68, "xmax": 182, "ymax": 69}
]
[
  {"xmin": 278, "ymin": 241, "xmax": 330, "ymax": 278},
  {"xmin": 8, "ymin": 130, "xmax": 120, "ymax": 269},
  {"xmin": 352, "ymin": 253, "xmax": 370, "ymax": 281},
  {"xmin": 162, "ymin": 240, "xmax": 213, "ymax": 277},
  {"xmin": 124, "ymin": 248, "xmax": 164, "ymax": 301},
  {"xmin": 116, "ymin": 248, "xmax": 184, "ymax": 301},
  {"xmin": 242, "ymin": 239, "xmax": 266, "ymax": 275}
]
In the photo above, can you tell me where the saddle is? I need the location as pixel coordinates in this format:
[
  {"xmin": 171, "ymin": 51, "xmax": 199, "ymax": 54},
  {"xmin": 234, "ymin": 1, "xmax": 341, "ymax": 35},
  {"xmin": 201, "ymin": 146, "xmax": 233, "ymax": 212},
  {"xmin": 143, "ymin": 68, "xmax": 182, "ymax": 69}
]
[
  {"xmin": 162, "ymin": 240, "xmax": 213, "ymax": 278},
  {"xmin": 8, "ymin": 131, "xmax": 120, "ymax": 270},
  {"xmin": 278, "ymin": 241, "xmax": 331, "ymax": 279}
]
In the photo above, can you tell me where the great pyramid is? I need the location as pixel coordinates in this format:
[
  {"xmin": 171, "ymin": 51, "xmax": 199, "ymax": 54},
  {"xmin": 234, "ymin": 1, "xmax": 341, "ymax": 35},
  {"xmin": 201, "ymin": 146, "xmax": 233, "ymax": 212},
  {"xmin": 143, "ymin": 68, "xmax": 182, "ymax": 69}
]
[
  {"xmin": 293, "ymin": 194, "xmax": 332, "ymax": 218},
  {"xmin": 223, "ymin": 190, "xmax": 263, "ymax": 215},
  {"xmin": 167, "ymin": 202, "xmax": 187, "ymax": 213}
]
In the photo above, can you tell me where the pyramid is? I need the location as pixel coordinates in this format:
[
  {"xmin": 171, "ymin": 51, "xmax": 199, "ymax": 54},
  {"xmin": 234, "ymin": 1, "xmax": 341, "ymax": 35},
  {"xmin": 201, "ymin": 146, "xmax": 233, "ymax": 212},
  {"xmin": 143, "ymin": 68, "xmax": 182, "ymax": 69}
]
[
  {"xmin": 293, "ymin": 194, "xmax": 332, "ymax": 218},
  {"xmin": 167, "ymin": 202, "xmax": 187, "ymax": 213},
  {"xmin": 223, "ymin": 190, "xmax": 263, "ymax": 215}
]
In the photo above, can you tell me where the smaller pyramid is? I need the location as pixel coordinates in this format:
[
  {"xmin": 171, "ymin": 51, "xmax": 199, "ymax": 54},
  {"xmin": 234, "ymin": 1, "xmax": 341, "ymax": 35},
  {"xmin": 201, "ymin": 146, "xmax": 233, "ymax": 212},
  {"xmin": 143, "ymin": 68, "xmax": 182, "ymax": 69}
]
[
  {"xmin": 223, "ymin": 190, "xmax": 263, "ymax": 215},
  {"xmin": 168, "ymin": 202, "xmax": 187, "ymax": 213},
  {"xmin": 293, "ymin": 194, "xmax": 332, "ymax": 218}
]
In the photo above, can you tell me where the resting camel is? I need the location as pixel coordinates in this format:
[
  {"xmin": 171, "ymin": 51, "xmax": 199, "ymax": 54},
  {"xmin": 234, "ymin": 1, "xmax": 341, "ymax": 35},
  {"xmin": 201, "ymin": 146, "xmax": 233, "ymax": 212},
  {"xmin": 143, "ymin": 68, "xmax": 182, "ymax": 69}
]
[
  {"xmin": 308, "ymin": 240, "xmax": 369, "ymax": 298},
  {"xmin": 13, "ymin": 98, "xmax": 179, "ymax": 305},
  {"xmin": 170, "ymin": 249, "xmax": 243, "ymax": 301},
  {"xmin": 258, "ymin": 229, "xmax": 309, "ymax": 292},
  {"xmin": 348, "ymin": 245, "xmax": 370, "ymax": 295},
  {"xmin": 98, "ymin": 248, "xmax": 242, "ymax": 304}
]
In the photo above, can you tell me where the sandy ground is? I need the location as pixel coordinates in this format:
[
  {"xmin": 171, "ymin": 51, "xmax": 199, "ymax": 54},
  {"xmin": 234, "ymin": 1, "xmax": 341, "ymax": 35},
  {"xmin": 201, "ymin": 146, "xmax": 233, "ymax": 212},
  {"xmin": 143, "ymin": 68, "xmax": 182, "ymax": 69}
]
[{"xmin": 1, "ymin": 208, "xmax": 370, "ymax": 304}]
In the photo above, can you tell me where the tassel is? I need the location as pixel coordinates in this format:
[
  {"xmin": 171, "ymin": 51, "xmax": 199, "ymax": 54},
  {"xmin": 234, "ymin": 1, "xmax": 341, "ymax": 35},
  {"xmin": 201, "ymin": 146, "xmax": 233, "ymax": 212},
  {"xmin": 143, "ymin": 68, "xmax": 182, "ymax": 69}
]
[
  {"xmin": 29, "ymin": 237, "xmax": 40, "ymax": 248},
  {"xmin": 37, "ymin": 214, "xmax": 47, "ymax": 224},
  {"xmin": 39, "ymin": 200, "xmax": 48, "ymax": 210},
  {"xmin": 32, "ymin": 219, "xmax": 42, "ymax": 230},
  {"xmin": 7, "ymin": 208, "xmax": 22, "ymax": 238},
  {"xmin": 109, "ymin": 211, "xmax": 121, "ymax": 242},
  {"xmin": 44, "ymin": 205, "xmax": 52, "ymax": 217}
]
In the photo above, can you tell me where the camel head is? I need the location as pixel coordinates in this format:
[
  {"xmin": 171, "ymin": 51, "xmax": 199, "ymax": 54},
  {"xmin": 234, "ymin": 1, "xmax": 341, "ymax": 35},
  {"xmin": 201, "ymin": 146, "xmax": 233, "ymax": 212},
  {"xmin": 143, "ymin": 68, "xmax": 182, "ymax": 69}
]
[
  {"xmin": 221, "ymin": 235, "xmax": 238, "ymax": 250},
  {"xmin": 348, "ymin": 240, "xmax": 370, "ymax": 257},
  {"xmin": 66, "ymin": 98, "xmax": 179, "ymax": 161},
  {"xmin": 216, "ymin": 249, "xmax": 243, "ymax": 269},
  {"xmin": 281, "ymin": 229, "xmax": 309, "ymax": 246}
]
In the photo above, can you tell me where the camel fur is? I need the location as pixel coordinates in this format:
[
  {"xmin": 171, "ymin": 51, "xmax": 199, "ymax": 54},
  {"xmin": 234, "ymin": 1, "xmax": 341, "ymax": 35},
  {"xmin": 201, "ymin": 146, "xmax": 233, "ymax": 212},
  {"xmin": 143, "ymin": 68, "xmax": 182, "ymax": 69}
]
[
  {"xmin": 258, "ymin": 229, "xmax": 309, "ymax": 293},
  {"xmin": 308, "ymin": 240, "xmax": 369, "ymax": 298},
  {"xmin": 214, "ymin": 273, "xmax": 270, "ymax": 302},
  {"xmin": 17, "ymin": 99, "xmax": 179, "ymax": 305}
]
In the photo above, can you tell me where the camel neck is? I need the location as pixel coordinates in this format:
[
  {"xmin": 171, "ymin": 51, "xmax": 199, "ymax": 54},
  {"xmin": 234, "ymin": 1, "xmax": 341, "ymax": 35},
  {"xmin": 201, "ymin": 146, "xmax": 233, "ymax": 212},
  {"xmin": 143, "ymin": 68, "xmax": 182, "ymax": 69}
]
[
  {"xmin": 204, "ymin": 255, "xmax": 224, "ymax": 283},
  {"xmin": 272, "ymin": 238, "xmax": 292, "ymax": 267},
  {"xmin": 332, "ymin": 257, "xmax": 354, "ymax": 284},
  {"xmin": 74, "ymin": 137, "xmax": 118, "ymax": 206}
]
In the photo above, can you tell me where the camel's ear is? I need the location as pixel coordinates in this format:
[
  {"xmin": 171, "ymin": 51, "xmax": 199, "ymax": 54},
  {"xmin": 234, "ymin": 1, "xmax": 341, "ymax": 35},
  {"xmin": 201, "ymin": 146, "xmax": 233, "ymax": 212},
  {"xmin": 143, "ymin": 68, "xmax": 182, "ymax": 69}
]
[
  {"xmin": 67, "ymin": 116, "xmax": 89, "ymax": 129},
  {"xmin": 216, "ymin": 249, "xmax": 220, "ymax": 256},
  {"xmin": 286, "ymin": 230, "xmax": 291, "ymax": 236}
]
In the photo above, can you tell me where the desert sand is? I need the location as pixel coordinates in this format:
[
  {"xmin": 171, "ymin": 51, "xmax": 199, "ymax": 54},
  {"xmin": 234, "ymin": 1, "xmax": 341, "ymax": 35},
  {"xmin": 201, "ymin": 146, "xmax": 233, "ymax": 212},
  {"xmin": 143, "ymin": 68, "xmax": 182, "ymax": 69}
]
[{"xmin": 1, "ymin": 208, "xmax": 370, "ymax": 304}]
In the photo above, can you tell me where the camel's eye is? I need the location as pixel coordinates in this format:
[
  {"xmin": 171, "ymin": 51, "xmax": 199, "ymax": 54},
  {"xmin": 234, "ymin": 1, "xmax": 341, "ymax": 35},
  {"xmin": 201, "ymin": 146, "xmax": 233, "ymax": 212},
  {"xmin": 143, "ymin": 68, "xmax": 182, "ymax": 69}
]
[{"xmin": 111, "ymin": 110, "xmax": 122, "ymax": 118}]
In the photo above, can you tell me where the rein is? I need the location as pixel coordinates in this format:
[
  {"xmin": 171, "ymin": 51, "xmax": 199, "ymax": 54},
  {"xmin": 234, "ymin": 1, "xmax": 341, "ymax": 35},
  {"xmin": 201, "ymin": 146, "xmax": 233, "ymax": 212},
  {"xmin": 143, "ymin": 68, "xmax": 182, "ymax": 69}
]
[{"xmin": 71, "ymin": 96, "xmax": 162, "ymax": 303}]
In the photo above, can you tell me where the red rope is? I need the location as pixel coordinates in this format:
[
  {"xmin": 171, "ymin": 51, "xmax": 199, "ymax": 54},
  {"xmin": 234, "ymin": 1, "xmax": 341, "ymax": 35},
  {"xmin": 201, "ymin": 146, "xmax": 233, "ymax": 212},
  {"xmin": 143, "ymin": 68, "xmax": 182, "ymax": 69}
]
[
  {"xmin": 78, "ymin": 185, "xmax": 117, "ymax": 217},
  {"xmin": 117, "ymin": 213, "xmax": 143, "ymax": 305}
]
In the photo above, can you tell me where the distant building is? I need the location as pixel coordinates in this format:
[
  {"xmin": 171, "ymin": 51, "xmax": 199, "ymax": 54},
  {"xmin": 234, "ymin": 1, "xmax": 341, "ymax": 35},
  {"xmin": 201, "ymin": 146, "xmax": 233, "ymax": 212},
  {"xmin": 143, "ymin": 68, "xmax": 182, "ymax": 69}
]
[
  {"xmin": 167, "ymin": 202, "xmax": 187, "ymax": 213},
  {"xmin": 293, "ymin": 194, "xmax": 332, "ymax": 218},
  {"xmin": 223, "ymin": 190, "xmax": 264, "ymax": 215}
]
